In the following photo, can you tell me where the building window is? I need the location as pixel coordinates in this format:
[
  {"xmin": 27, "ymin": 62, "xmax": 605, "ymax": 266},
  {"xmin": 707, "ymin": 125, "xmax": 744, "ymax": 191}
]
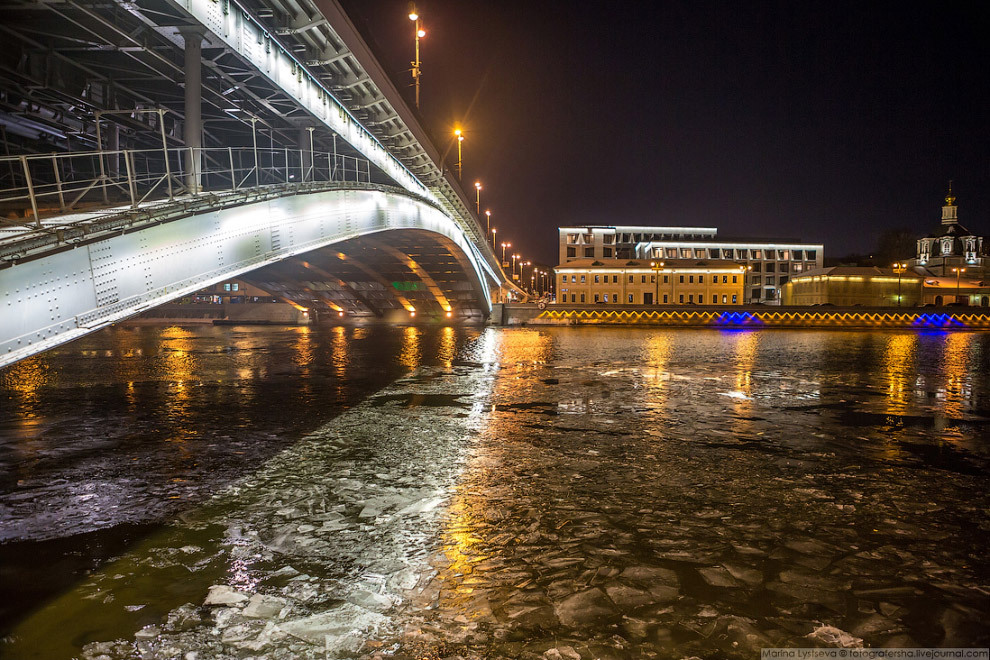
[
  {"xmin": 765, "ymin": 262, "xmax": 775, "ymax": 273},
  {"xmin": 567, "ymin": 233, "xmax": 580, "ymax": 244},
  {"xmin": 603, "ymin": 247, "xmax": 613, "ymax": 257},
  {"xmin": 561, "ymin": 275, "xmax": 567, "ymax": 284},
  {"xmin": 732, "ymin": 294, "xmax": 738, "ymax": 304},
  {"xmin": 793, "ymin": 250, "xmax": 804, "ymax": 260},
  {"xmin": 751, "ymin": 262, "xmax": 762, "ymax": 273},
  {"xmin": 712, "ymin": 295, "xmax": 717, "ymax": 304},
  {"xmin": 699, "ymin": 275, "xmax": 704, "ymax": 283},
  {"xmin": 780, "ymin": 262, "xmax": 789, "ymax": 272},
  {"xmin": 572, "ymin": 275, "xmax": 577, "ymax": 282},
  {"xmin": 628, "ymin": 275, "xmax": 634, "ymax": 283},
  {"xmin": 689, "ymin": 275, "xmax": 695, "ymax": 283},
  {"xmin": 663, "ymin": 294, "xmax": 669, "ymax": 303},
  {"xmin": 641, "ymin": 275, "xmax": 647, "ymax": 283},
  {"xmin": 722, "ymin": 294, "xmax": 728, "ymax": 304},
  {"xmin": 594, "ymin": 294, "xmax": 600, "ymax": 303},
  {"xmin": 652, "ymin": 275, "xmax": 657, "ymax": 283},
  {"xmin": 722, "ymin": 275, "xmax": 728, "ymax": 283},
  {"xmin": 603, "ymin": 294, "xmax": 609, "ymax": 303},
  {"xmin": 751, "ymin": 249, "xmax": 762, "ymax": 259},
  {"xmin": 567, "ymin": 247, "xmax": 576, "ymax": 258},
  {"xmin": 594, "ymin": 275, "xmax": 600, "ymax": 283},
  {"xmin": 679, "ymin": 294, "xmax": 684, "ymax": 303},
  {"xmin": 732, "ymin": 275, "xmax": 738, "ymax": 283},
  {"xmin": 751, "ymin": 288, "xmax": 761, "ymax": 299},
  {"xmin": 681, "ymin": 248, "xmax": 692, "ymax": 258},
  {"xmin": 232, "ymin": 283, "xmax": 239, "ymax": 291},
  {"xmin": 628, "ymin": 294, "xmax": 634, "ymax": 303},
  {"xmin": 602, "ymin": 234, "xmax": 615, "ymax": 244},
  {"xmin": 580, "ymin": 294, "xmax": 585, "ymax": 303},
  {"xmin": 584, "ymin": 247, "xmax": 594, "ymax": 257},
  {"xmin": 806, "ymin": 250, "xmax": 817, "ymax": 260},
  {"xmin": 571, "ymin": 294, "xmax": 577, "ymax": 302},
  {"xmin": 613, "ymin": 275, "xmax": 618, "ymax": 283},
  {"xmin": 663, "ymin": 275, "xmax": 668, "ymax": 284},
  {"xmin": 580, "ymin": 275, "xmax": 586, "ymax": 283},
  {"xmin": 679, "ymin": 275, "xmax": 685, "ymax": 283},
  {"xmin": 224, "ymin": 283, "xmax": 231, "ymax": 291}
]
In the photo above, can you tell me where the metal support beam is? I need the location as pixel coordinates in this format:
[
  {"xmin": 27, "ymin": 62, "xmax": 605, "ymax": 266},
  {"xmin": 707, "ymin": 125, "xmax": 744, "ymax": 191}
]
[{"xmin": 181, "ymin": 26, "xmax": 205, "ymax": 194}]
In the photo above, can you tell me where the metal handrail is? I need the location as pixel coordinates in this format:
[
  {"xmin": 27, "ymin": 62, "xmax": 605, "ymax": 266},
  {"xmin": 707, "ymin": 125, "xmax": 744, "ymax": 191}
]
[{"xmin": 0, "ymin": 146, "xmax": 372, "ymax": 231}]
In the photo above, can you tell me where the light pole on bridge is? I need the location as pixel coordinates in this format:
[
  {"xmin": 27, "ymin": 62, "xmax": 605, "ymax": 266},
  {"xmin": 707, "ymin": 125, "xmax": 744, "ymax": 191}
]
[{"xmin": 408, "ymin": 5, "xmax": 425, "ymax": 109}]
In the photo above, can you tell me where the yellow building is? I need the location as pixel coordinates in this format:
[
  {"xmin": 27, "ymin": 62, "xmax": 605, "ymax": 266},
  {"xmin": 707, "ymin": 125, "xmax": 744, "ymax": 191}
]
[
  {"xmin": 782, "ymin": 267, "xmax": 924, "ymax": 306},
  {"xmin": 555, "ymin": 259, "xmax": 747, "ymax": 305}
]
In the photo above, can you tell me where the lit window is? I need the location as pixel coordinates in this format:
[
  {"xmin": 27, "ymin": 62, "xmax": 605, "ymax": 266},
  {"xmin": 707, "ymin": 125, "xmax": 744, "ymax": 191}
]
[
  {"xmin": 732, "ymin": 294, "xmax": 738, "ymax": 304},
  {"xmin": 722, "ymin": 294, "xmax": 727, "ymax": 304},
  {"xmin": 232, "ymin": 283, "xmax": 239, "ymax": 291},
  {"xmin": 572, "ymin": 275, "xmax": 577, "ymax": 282},
  {"xmin": 628, "ymin": 294, "xmax": 633, "ymax": 303},
  {"xmin": 580, "ymin": 275, "xmax": 586, "ymax": 283},
  {"xmin": 224, "ymin": 283, "xmax": 231, "ymax": 291},
  {"xmin": 595, "ymin": 275, "xmax": 600, "ymax": 283}
]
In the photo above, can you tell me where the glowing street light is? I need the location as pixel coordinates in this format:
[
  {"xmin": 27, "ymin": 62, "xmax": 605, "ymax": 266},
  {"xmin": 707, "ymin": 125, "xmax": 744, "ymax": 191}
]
[
  {"xmin": 952, "ymin": 266, "xmax": 966, "ymax": 303},
  {"xmin": 501, "ymin": 241, "xmax": 510, "ymax": 267},
  {"xmin": 650, "ymin": 260, "xmax": 664, "ymax": 305},
  {"xmin": 474, "ymin": 181, "xmax": 482, "ymax": 214},
  {"xmin": 893, "ymin": 262, "xmax": 908, "ymax": 307},
  {"xmin": 408, "ymin": 4, "xmax": 425, "ymax": 108},
  {"xmin": 485, "ymin": 209, "xmax": 491, "ymax": 236},
  {"xmin": 454, "ymin": 128, "xmax": 464, "ymax": 179}
]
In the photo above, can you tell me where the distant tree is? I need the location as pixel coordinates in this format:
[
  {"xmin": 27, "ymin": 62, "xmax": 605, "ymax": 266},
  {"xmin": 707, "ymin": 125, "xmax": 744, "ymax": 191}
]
[{"xmin": 874, "ymin": 228, "xmax": 918, "ymax": 266}]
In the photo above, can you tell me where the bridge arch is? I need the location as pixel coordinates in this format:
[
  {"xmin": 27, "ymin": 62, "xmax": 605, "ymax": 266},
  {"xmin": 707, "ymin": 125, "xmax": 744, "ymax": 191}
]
[{"xmin": 1, "ymin": 185, "xmax": 495, "ymax": 368}]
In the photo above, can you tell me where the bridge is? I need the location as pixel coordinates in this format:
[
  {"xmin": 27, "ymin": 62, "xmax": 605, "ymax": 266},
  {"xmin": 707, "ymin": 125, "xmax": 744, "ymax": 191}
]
[{"xmin": 0, "ymin": 0, "xmax": 520, "ymax": 368}]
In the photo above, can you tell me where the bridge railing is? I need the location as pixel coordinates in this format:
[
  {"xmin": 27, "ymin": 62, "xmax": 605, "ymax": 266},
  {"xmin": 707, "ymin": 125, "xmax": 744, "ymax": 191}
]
[{"xmin": 0, "ymin": 146, "xmax": 372, "ymax": 230}]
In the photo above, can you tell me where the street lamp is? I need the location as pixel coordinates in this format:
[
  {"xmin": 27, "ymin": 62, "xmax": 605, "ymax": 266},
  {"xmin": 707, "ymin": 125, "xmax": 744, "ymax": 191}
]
[
  {"xmin": 512, "ymin": 253, "xmax": 520, "ymax": 278},
  {"xmin": 650, "ymin": 260, "xmax": 664, "ymax": 305},
  {"xmin": 485, "ymin": 209, "xmax": 491, "ymax": 236},
  {"xmin": 474, "ymin": 181, "xmax": 482, "ymax": 214},
  {"xmin": 893, "ymin": 262, "xmax": 908, "ymax": 307},
  {"xmin": 952, "ymin": 267, "xmax": 966, "ymax": 304},
  {"xmin": 501, "ymin": 241, "xmax": 510, "ymax": 266},
  {"xmin": 454, "ymin": 128, "xmax": 464, "ymax": 179},
  {"xmin": 408, "ymin": 5, "xmax": 425, "ymax": 108}
]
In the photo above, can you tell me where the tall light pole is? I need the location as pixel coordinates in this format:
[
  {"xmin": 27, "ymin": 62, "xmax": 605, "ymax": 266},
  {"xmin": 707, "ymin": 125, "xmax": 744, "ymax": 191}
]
[
  {"xmin": 512, "ymin": 253, "xmax": 520, "ymax": 278},
  {"xmin": 893, "ymin": 262, "xmax": 907, "ymax": 307},
  {"xmin": 501, "ymin": 241, "xmax": 510, "ymax": 266},
  {"xmin": 474, "ymin": 181, "xmax": 482, "ymax": 214},
  {"xmin": 485, "ymin": 209, "xmax": 491, "ymax": 236},
  {"xmin": 650, "ymin": 261, "xmax": 664, "ymax": 305},
  {"xmin": 454, "ymin": 129, "xmax": 464, "ymax": 179},
  {"xmin": 492, "ymin": 227, "xmax": 497, "ymax": 251},
  {"xmin": 953, "ymin": 267, "xmax": 966, "ymax": 303},
  {"xmin": 408, "ymin": 5, "xmax": 425, "ymax": 109}
]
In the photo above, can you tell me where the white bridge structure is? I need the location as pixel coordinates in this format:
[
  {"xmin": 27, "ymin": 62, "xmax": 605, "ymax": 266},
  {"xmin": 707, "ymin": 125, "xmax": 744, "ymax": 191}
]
[{"xmin": 0, "ymin": 0, "xmax": 520, "ymax": 368}]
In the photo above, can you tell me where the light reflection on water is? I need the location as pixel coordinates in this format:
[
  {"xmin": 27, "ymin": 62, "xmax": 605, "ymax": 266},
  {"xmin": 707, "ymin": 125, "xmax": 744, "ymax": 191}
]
[{"xmin": 1, "ymin": 326, "xmax": 988, "ymax": 658}]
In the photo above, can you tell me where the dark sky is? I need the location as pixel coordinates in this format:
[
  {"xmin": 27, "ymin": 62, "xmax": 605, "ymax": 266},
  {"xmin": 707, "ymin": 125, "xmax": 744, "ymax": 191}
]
[{"xmin": 340, "ymin": 0, "xmax": 989, "ymax": 265}]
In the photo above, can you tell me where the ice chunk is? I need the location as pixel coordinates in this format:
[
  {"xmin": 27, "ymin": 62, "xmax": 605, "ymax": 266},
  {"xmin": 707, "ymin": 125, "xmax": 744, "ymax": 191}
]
[
  {"xmin": 204, "ymin": 585, "xmax": 249, "ymax": 606},
  {"xmin": 619, "ymin": 566, "xmax": 679, "ymax": 585},
  {"xmin": 806, "ymin": 625, "xmax": 863, "ymax": 648},
  {"xmin": 243, "ymin": 594, "xmax": 287, "ymax": 619},
  {"xmin": 554, "ymin": 588, "xmax": 619, "ymax": 628},
  {"xmin": 697, "ymin": 567, "xmax": 741, "ymax": 588},
  {"xmin": 278, "ymin": 602, "xmax": 387, "ymax": 645}
]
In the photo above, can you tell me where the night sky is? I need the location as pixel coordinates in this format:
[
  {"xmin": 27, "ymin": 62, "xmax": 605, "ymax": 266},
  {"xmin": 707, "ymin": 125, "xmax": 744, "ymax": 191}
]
[{"xmin": 340, "ymin": 1, "xmax": 989, "ymax": 265}]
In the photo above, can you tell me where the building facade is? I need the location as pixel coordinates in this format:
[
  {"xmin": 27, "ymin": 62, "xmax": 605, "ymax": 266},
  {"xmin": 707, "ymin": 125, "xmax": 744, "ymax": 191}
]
[
  {"xmin": 910, "ymin": 186, "xmax": 988, "ymax": 279},
  {"xmin": 558, "ymin": 226, "xmax": 823, "ymax": 304},
  {"xmin": 555, "ymin": 259, "xmax": 746, "ymax": 306},
  {"xmin": 782, "ymin": 267, "xmax": 924, "ymax": 307}
]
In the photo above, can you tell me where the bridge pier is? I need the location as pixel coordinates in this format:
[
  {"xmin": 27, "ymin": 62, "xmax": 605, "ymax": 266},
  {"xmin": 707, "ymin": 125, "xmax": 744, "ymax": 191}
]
[{"xmin": 180, "ymin": 27, "xmax": 204, "ymax": 194}]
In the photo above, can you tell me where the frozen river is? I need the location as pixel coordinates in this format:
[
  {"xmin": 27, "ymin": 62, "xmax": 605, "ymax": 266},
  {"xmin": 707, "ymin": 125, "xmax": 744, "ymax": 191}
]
[{"xmin": 1, "ymin": 325, "xmax": 988, "ymax": 658}]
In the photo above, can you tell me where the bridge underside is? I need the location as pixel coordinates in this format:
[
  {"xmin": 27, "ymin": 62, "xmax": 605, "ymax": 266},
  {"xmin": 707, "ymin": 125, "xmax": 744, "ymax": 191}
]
[
  {"xmin": 1, "ymin": 185, "xmax": 495, "ymax": 369},
  {"xmin": 242, "ymin": 229, "xmax": 488, "ymax": 322}
]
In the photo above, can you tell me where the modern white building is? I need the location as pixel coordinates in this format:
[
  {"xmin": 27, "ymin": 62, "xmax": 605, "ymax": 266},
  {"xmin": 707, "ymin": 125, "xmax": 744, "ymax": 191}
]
[{"xmin": 558, "ymin": 226, "xmax": 824, "ymax": 304}]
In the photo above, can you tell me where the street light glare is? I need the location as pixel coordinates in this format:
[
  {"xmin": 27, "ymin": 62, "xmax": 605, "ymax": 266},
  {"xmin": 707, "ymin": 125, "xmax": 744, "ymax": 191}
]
[
  {"xmin": 417, "ymin": 29, "xmax": 426, "ymax": 38},
  {"xmin": 408, "ymin": 12, "xmax": 418, "ymax": 20}
]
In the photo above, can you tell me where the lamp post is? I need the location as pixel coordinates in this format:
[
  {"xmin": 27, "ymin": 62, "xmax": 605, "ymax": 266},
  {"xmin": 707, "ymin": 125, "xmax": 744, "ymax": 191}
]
[
  {"xmin": 491, "ymin": 227, "xmax": 497, "ymax": 251},
  {"xmin": 485, "ymin": 209, "xmax": 491, "ymax": 236},
  {"xmin": 408, "ymin": 5, "xmax": 425, "ymax": 109},
  {"xmin": 893, "ymin": 262, "xmax": 907, "ymax": 307},
  {"xmin": 650, "ymin": 261, "xmax": 664, "ymax": 305},
  {"xmin": 501, "ymin": 241, "xmax": 510, "ymax": 267},
  {"xmin": 952, "ymin": 267, "xmax": 966, "ymax": 303},
  {"xmin": 454, "ymin": 129, "xmax": 463, "ymax": 179},
  {"xmin": 474, "ymin": 181, "xmax": 482, "ymax": 214},
  {"xmin": 512, "ymin": 253, "xmax": 520, "ymax": 279}
]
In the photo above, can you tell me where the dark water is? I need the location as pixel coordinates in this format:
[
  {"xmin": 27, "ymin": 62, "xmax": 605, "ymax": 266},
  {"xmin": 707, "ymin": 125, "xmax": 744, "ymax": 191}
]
[
  {"xmin": 1, "ymin": 326, "xmax": 989, "ymax": 659},
  {"xmin": 0, "ymin": 324, "xmax": 479, "ymax": 638}
]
